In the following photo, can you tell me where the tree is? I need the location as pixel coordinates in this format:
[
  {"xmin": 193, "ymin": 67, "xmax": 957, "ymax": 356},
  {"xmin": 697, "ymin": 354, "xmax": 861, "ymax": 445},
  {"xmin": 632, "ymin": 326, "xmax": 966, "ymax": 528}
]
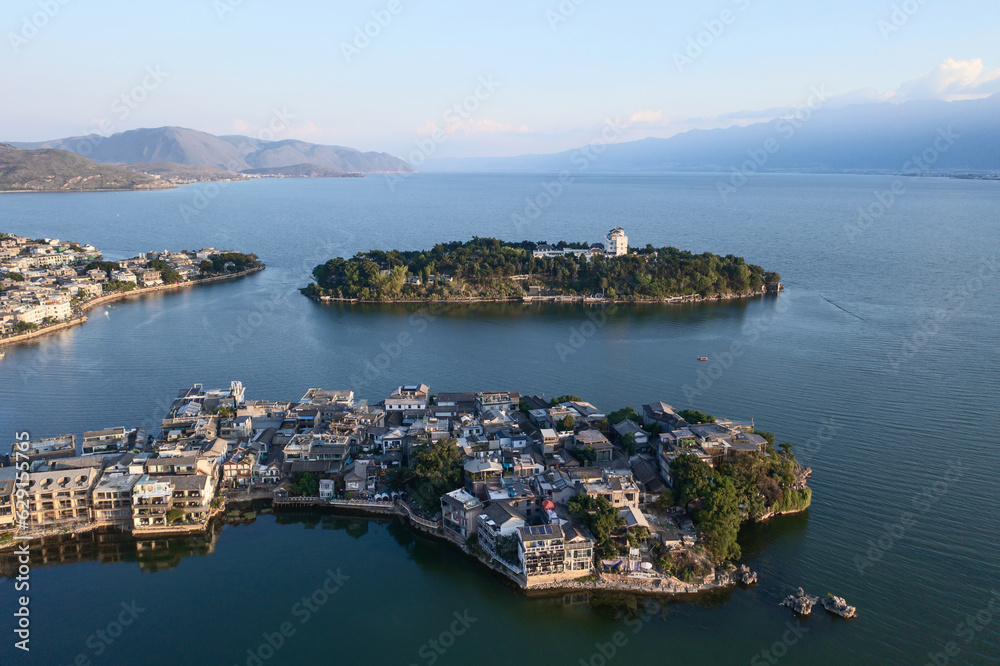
[
  {"xmin": 607, "ymin": 406, "xmax": 640, "ymax": 425},
  {"xmin": 568, "ymin": 494, "xmax": 625, "ymax": 558},
  {"xmin": 6, "ymin": 272, "xmax": 24, "ymax": 282},
  {"xmin": 549, "ymin": 395, "xmax": 582, "ymax": 406},
  {"xmin": 496, "ymin": 534, "xmax": 519, "ymax": 564},
  {"xmin": 670, "ymin": 455, "xmax": 714, "ymax": 506},
  {"xmin": 574, "ymin": 446, "xmax": 597, "ymax": 466},
  {"xmin": 559, "ymin": 415, "xmax": 575, "ymax": 432},
  {"xmin": 620, "ymin": 433, "xmax": 637, "ymax": 456},
  {"xmin": 292, "ymin": 472, "xmax": 319, "ymax": 497},
  {"xmin": 678, "ymin": 409, "xmax": 716, "ymax": 424},
  {"xmin": 408, "ymin": 438, "xmax": 463, "ymax": 512},
  {"xmin": 166, "ymin": 508, "xmax": 185, "ymax": 524}
]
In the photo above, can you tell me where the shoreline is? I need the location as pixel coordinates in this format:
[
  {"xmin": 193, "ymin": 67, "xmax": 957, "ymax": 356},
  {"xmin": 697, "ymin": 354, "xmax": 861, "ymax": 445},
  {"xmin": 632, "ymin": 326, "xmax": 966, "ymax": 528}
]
[
  {"xmin": 0, "ymin": 264, "xmax": 264, "ymax": 347},
  {"xmin": 306, "ymin": 287, "xmax": 780, "ymax": 307}
]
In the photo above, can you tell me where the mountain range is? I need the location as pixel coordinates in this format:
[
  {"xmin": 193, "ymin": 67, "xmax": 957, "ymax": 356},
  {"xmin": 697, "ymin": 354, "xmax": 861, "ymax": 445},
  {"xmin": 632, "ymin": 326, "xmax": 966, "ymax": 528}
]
[
  {"xmin": 422, "ymin": 94, "xmax": 1000, "ymax": 174},
  {"xmin": 11, "ymin": 126, "xmax": 413, "ymax": 174}
]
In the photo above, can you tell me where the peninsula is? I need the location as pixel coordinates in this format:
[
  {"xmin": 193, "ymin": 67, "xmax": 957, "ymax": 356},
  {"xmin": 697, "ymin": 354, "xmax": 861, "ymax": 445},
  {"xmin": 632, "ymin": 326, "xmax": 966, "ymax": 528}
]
[
  {"xmin": 303, "ymin": 228, "xmax": 782, "ymax": 304},
  {"xmin": 0, "ymin": 233, "xmax": 263, "ymax": 345},
  {"xmin": 1, "ymin": 382, "xmax": 810, "ymax": 596}
]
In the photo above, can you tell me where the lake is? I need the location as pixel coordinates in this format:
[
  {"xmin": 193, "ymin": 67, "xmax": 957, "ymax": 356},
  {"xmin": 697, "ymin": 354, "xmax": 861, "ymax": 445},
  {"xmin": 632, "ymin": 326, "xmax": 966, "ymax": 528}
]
[{"xmin": 1, "ymin": 173, "xmax": 998, "ymax": 664}]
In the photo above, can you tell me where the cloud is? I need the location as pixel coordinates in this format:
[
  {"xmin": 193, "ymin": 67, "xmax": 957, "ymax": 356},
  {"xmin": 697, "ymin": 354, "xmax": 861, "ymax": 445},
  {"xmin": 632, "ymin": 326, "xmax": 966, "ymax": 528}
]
[
  {"xmin": 233, "ymin": 118, "xmax": 249, "ymax": 132},
  {"xmin": 626, "ymin": 109, "xmax": 669, "ymax": 126},
  {"xmin": 892, "ymin": 58, "xmax": 1000, "ymax": 102}
]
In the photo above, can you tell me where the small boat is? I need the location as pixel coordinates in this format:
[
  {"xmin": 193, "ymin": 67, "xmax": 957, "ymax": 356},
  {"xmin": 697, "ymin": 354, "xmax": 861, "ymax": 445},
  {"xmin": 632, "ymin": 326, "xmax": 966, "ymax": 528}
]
[{"xmin": 698, "ymin": 356, "xmax": 708, "ymax": 362}]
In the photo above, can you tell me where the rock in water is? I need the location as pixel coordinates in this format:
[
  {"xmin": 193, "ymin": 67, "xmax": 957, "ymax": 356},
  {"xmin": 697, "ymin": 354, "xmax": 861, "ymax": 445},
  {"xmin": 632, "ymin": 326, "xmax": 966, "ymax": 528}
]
[
  {"xmin": 780, "ymin": 587, "xmax": 819, "ymax": 616},
  {"xmin": 822, "ymin": 595, "xmax": 857, "ymax": 619},
  {"xmin": 736, "ymin": 564, "xmax": 758, "ymax": 585}
]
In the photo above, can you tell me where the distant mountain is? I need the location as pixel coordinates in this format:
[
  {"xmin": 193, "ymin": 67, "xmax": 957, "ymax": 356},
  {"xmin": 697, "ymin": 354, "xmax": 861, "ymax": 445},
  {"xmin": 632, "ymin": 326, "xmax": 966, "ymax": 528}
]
[
  {"xmin": 424, "ymin": 94, "xmax": 1000, "ymax": 174},
  {"xmin": 242, "ymin": 163, "xmax": 363, "ymax": 178},
  {"xmin": 0, "ymin": 144, "xmax": 170, "ymax": 192},
  {"xmin": 12, "ymin": 126, "xmax": 413, "ymax": 174}
]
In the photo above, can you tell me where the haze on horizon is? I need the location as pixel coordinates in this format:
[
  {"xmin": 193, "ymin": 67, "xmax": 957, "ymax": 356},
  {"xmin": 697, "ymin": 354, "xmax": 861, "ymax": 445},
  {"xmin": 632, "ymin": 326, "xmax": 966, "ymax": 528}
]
[{"xmin": 2, "ymin": 0, "xmax": 999, "ymax": 159}]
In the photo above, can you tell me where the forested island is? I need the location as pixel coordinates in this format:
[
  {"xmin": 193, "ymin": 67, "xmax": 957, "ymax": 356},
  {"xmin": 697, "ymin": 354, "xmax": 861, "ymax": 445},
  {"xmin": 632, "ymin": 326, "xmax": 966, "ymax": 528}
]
[{"xmin": 302, "ymin": 236, "xmax": 781, "ymax": 303}]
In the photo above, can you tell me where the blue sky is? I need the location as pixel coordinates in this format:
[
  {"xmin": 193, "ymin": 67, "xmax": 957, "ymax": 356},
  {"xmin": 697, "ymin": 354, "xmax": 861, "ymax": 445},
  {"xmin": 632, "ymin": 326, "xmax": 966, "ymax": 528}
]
[{"xmin": 2, "ymin": 0, "xmax": 999, "ymax": 158}]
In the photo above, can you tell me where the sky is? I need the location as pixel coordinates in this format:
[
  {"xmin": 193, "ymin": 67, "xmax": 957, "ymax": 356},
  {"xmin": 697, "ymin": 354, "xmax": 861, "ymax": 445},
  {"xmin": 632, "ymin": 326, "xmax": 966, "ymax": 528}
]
[{"xmin": 1, "ymin": 0, "xmax": 999, "ymax": 159}]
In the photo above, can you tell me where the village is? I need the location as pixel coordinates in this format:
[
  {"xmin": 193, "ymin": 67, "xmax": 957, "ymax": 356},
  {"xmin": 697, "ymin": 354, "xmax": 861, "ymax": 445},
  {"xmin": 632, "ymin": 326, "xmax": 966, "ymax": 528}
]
[
  {"xmin": 0, "ymin": 380, "xmax": 810, "ymax": 595},
  {"xmin": 0, "ymin": 232, "xmax": 261, "ymax": 341}
]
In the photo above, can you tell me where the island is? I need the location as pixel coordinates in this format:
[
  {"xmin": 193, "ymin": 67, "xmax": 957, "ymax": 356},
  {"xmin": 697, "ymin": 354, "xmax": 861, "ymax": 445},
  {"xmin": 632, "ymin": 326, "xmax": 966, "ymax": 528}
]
[
  {"xmin": 0, "ymin": 233, "xmax": 263, "ymax": 344},
  {"xmin": 303, "ymin": 228, "xmax": 782, "ymax": 304},
  {"xmin": 1, "ymin": 382, "xmax": 810, "ymax": 597}
]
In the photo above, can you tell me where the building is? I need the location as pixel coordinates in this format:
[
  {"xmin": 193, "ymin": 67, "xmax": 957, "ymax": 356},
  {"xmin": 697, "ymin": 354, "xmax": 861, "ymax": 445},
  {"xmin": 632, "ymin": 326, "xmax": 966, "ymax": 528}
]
[
  {"xmin": 574, "ymin": 429, "xmax": 614, "ymax": 464},
  {"xmin": 441, "ymin": 488, "xmax": 483, "ymax": 540},
  {"xmin": 606, "ymin": 227, "xmax": 628, "ymax": 256},
  {"xmin": 517, "ymin": 524, "xmax": 566, "ymax": 577},
  {"xmin": 385, "ymin": 384, "xmax": 430, "ymax": 414},
  {"xmin": 82, "ymin": 428, "xmax": 130, "ymax": 456},
  {"xmin": 576, "ymin": 472, "xmax": 640, "ymax": 509},
  {"xmin": 91, "ymin": 473, "xmax": 140, "ymax": 528},
  {"xmin": 24, "ymin": 466, "xmax": 99, "ymax": 527},
  {"xmin": 222, "ymin": 449, "xmax": 254, "ymax": 487},
  {"xmin": 16, "ymin": 435, "xmax": 77, "ymax": 462},
  {"xmin": 477, "ymin": 501, "xmax": 525, "ymax": 563}
]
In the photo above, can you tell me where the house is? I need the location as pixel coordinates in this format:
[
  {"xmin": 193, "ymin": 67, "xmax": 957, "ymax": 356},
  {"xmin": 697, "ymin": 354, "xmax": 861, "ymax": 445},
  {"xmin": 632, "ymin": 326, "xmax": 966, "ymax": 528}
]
[
  {"xmin": 464, "ymin": 459, "xmax": 504, "ymax": 497},
  {"xmin": 385, "ymin": 384, "xmax": 430, "ymax": 414},
  {"xmin": 605, "ymin": 227, "xmax": 628, "ymax": 256},
  {"xmin": 91, "ymin": 473, "xmax": 141, "ymax": 528},
  {"xmin": 477, "ymin": 501, "xmax": 526, "ymax": 563},
  {"xmin": 576, "ymin": 471, "xmax": 640, "ymax": 509},
  {"xmin": 476, "ymin": 392, "xmax": 520, "ymax": 415},
  {"xmin": 433, "ymin": 392, "xmax": 477, "ymax": 418},
  {"xmin": 0, "ymin": 469, "xmax": 17, "ymax": 530},
  {"xmin": 441, "ymin": 488, "xmax": 483, "ymax": 540},
  {"xmin": 613, "ymin": 419, "xmax": 650, "ymax": 450},
  {"xmin": 17, "ymin": 435, "xmax": 76, "ymax": 462},
  {"xmin": 319, "ymin": 479, "xmax": 336, "ymax": 500},
  {"xmin": 518, "ymin": 524, "xmax": 566, "ymax": 578},
  {"xmin": 23, "ymin": 466, "xmax": 98, "ymax": 527},
  {"xmin": 344, "ymin": 461, "xmax": 370, "ymax": 499},
  {"xmin": 538, "ymin": 429, "xmax": 560, "ymax": 455},
  {"xmin": 82, "ymin": 427, "xmax": 130, "ymax": 456},
  {"xmin": 574, "ymin": 429, "xmax": 614, "ymax": 464},
  {"xmin": 222, "ymin": 449, "xmax": 255, "ymax": 487},
  {"xmin": 642, "ymin": 402, "xmax": 686, "ymax": 431}
]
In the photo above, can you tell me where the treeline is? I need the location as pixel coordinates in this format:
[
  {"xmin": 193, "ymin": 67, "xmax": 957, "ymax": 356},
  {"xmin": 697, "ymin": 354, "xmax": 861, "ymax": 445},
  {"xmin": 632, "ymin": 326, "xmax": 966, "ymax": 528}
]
[
  {"xmin": 199, "ymin": 252, "xmax": 259, "ymax": 276},
  {"xmin": 304, "ymin": 237, "xmax": 779, "ymax": 301}
]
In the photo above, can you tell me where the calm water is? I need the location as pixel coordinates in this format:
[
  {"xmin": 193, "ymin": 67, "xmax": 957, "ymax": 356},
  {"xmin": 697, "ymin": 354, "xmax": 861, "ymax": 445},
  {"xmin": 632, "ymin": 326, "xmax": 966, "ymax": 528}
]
[{"xmin": 1, "ymin": 174, "xmax": 998, "ymax": 665}]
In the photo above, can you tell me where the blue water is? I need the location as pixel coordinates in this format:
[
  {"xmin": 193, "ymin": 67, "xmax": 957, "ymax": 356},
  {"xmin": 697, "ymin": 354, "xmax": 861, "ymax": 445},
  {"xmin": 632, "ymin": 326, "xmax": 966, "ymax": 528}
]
[{"xmin": 1, "ymin": 173, "xmax": 998, "ymax": 664}]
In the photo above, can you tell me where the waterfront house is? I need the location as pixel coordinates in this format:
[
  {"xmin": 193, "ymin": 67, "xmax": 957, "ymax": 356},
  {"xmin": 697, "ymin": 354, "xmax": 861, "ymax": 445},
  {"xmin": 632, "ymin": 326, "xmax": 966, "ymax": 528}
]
[
  {"xmin": 91, "ymin": 473, "xmax": 141, "ymax": 529},
  {"xmin": 477, "ymin": 501, "xmax": 526, "ymax": 565},
  {"xmin": 82, "ymin": 427, "xmax": 130, "ymax": 456},
  {"xmin": 222, "ymin": 449, "xmax": 255, "ymax": 487},
  {"xmin": 441, "ymin": 488, "xmax": 483, "ymax": 540},
  {"xmin": 0, "ymin": 469, "xmax": 15, "ymax": 530},
  {"xmin": 476, "ymin": 391, "xmax": 520, "ymax": 415},
  {"xmin": 319, "ymin": 479, "xmax": 335, "ymax": 500},
  {"xmin": 17, "ymin": 435, "xmax": 77, "ymax": 462},
  {"xmin": 24, "ymin": 466, "xmax": 99, "ymax": 527}
]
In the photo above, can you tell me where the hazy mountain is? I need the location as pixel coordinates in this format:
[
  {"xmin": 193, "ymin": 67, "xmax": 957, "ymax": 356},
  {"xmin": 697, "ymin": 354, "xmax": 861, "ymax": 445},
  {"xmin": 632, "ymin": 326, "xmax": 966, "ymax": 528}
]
[
  {"xmin": 424, "ymin": 94, "xmax": 1000, "ymax": 174},
  {"xmin": 0, "ymin": 144, "xmax": 170, "ymax": 192},
  {"xmin": 12, "ymin": 126, "xmax": 413, "ymax": 174}
]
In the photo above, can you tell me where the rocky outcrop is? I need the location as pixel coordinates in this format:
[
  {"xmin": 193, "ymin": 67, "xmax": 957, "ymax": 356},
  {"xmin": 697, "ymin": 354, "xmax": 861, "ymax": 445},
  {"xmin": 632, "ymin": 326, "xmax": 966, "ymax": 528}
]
[
  {"xmin": 822, "ymin": 595, "xmax": 857, "ymax": 619},
  {"xmin": 735, "ymin": 564, "xmax": 758, "ymax": 586},
  {"xmin": 780, "ymin": 587, "xmax": 819, "ymax": 616}
]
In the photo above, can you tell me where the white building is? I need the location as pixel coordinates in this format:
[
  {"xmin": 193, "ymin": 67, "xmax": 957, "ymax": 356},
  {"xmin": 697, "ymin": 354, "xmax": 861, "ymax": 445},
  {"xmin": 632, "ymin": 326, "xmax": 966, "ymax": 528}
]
[{"xmin": 606, "ymin": 227, "xmax": 628, "ymax": 256}]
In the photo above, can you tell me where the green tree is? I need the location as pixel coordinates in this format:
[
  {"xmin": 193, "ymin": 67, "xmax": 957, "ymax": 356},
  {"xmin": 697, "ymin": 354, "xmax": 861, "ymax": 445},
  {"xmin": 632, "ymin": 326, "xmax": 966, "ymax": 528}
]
[
  {"xmin": 568, "ymin": 493, "xmax": 625, "ymax": 558},
  {"xmin": 292, "ymin": 472, "xmax": 320, "ymax": 497},
  {"xmin": 166, "ymin": 508, "xmax": 185, "ymax": 524},
  {"xmin": 620, "ymin": 432, "xmax": 637, "ymax": 456},
  {"xmin": 678, "ymin": 409, "xmax": 716, "ymax": 424},
  {"xmin": 559, "ymin": 415, "xmax": 575, "ymax": 432},
  {"xmin": 607, "ymin": 406, "xmax": 640, "ymax": 425},
  {"xmin": 549, "ymin": 395, "xmax": 583, "ymax": 406}
]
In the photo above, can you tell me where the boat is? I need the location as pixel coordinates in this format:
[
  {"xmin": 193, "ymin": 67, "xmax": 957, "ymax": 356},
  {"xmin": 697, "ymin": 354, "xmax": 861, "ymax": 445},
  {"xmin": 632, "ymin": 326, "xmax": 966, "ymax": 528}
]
[
  {"xmin": 0, "ymin": 350, "xmax": 5, "ymax": 360},
  {"xmin": 698, "ymin": 356, "xmax": 708, "ymax": 362}
]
